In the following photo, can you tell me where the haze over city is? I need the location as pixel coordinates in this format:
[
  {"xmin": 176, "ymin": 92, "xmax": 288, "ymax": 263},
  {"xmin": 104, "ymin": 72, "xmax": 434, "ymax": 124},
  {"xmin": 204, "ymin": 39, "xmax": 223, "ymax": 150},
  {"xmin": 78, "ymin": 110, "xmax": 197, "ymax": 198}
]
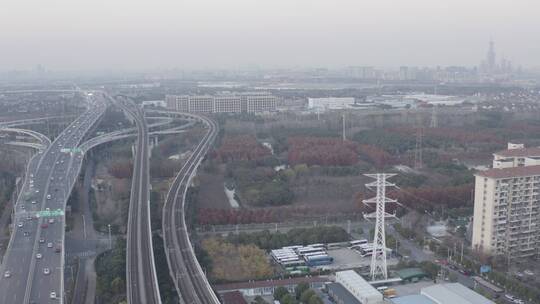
[
  {"xmin": 2, "ymin": 2, "xmax": 540, "ymax": 304},
  {"xmin": 2, "ymin": 0, "xmax": 540, "ymax": 70}
]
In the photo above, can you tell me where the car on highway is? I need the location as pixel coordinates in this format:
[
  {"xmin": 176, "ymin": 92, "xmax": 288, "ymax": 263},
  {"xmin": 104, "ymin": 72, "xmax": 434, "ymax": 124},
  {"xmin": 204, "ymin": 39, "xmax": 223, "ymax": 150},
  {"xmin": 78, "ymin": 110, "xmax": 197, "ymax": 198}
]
[
  {"xmin": 524, "ymin": 269, "xmax": 534, "ymax": 276},
  {"xmin": 3, "ymin": 271, "xmax": 11, "ymax": 278},
  {"xmin": 39, "ymin": 237, "xmax": 45, "ymax": 243},
  {"xmin": 41, "ymin": 223, "xmax": 48, "ymax": 229},
  {"xmin": 46, "ymin": 194, "xmax": 51, "ymax": 200},
  {"xmin": 47, "ymin": 242, "xmax": 53, "ymax": 248},
  {"xmin": 43, "ymin": 268, "xmax": 50, "ymax": 275},
  {"xmin": 17, "ymin": 222, "xmax": 23, "ymax": 228},
  {"xmin": 23, "ymin": 231, "xmax": 30, "ymax": 237},
  {"xmin": 36, "ymin": 253, "xmax": 42, "ymax": 259},
  {"xmin": 31, "ymin": 200, "xmax": 37, "ymax": 204},
  {"xmin": 50, "ymin": 291, "xmax": 56, "ymax": 299},
  {"xmin": 48, "ymin": 218, "xmax": 55, "ymax": 224}
]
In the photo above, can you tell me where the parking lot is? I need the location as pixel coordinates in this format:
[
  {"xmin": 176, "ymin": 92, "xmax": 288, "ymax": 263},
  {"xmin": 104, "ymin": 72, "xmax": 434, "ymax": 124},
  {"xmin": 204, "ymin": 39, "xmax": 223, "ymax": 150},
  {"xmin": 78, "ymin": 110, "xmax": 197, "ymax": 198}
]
[{"xmin": 320, "ymin": 248, "xmax": 399, "ymax": 271}]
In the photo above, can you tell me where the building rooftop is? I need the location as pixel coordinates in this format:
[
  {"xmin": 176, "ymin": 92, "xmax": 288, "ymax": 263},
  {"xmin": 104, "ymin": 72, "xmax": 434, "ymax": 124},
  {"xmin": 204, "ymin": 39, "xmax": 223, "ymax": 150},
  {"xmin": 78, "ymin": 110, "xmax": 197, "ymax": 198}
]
[
  {"xmin": 220, "ymin": 291, "xmax": 248, "ymax": 304},
  {"xmin": 494, "ymin": 147, "xmax": 540, "ymax": 157},
  {"xmin": 327, "ymin": 283, "xmax": 362, "ymax": 304},
  {"xmin": 391, "ymin": 294, "xmax": 436, "ymax": 304},
  {"xmin": 336, "ymin": 270, "xmax": 382, "ymax": 300},
  {"xmin": 214, "ymin": 276, "xmax": 329, "ymax": 291},
  {"xmin": 421, "ymin": 283, "xmax": 494, "ymax": 304},
  {"xmin": 396, "ymin": 268, "xmax": 427, "ymax": 281},
  {"xmin": 475, "ymin": 164, "xmax": 540, "ymax": 179}
]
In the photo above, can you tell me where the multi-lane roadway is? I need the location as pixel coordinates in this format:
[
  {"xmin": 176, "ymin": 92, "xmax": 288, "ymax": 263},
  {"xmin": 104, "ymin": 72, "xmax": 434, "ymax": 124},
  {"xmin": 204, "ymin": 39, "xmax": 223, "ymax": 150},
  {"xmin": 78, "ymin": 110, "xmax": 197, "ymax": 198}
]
[
  {"xmin": 162, "ymin": 111, "xmax": 220, "ymax": 304},
  {"xmin": 120, "ymin": 99, "xmax": 162, "ymax": 304},
  {"xmin": 0, "ymin": 92, "xmax": 107, "ymax": 304}
]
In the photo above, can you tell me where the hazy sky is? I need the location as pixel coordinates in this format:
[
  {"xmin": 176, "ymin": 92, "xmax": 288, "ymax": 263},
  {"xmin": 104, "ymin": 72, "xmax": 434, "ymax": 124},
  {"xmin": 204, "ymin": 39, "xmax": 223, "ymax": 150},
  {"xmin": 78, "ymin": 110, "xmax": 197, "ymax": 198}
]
[{"xmin": 2, "ymin": 0, "xmax": 539, "ymax": 70}]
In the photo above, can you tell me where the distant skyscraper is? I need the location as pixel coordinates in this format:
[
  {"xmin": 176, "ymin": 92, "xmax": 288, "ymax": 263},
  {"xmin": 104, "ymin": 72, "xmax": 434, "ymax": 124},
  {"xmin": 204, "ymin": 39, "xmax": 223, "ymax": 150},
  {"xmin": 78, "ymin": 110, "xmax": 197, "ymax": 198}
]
[{"xmin": 487, "ymin": 39, "xmax": 496, "ymax": 73}]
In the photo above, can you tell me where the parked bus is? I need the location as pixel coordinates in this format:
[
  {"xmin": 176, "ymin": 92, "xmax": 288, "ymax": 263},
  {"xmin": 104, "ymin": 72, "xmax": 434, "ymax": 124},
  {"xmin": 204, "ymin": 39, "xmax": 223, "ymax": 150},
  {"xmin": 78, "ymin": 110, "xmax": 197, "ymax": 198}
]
[
  {"xmin": 305, "ymin": 254, "xmax": 334, "ymax": 267},
  {"xmin": 349, "ymin": 239, "xmax": 369, "ymax": 247},
  {"xmin": 297, "ymin": 247, "xmax": 324, "ymax": 255},
  {"xmin": 302, "ymin": 251, "xmax": 327, "ymax": 257},
  {"xmin": 281, "ymin": 259, "xmax": 306, "ymax": 268}
]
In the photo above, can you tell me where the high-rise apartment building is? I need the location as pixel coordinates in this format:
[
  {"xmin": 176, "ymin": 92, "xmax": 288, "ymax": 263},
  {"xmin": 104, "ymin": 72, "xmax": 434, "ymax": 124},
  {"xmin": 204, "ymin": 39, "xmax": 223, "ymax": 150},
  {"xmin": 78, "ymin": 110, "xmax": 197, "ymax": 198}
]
[{"xmin": 472, "ymin": 143, "xmax": 540, "ymax": 259}]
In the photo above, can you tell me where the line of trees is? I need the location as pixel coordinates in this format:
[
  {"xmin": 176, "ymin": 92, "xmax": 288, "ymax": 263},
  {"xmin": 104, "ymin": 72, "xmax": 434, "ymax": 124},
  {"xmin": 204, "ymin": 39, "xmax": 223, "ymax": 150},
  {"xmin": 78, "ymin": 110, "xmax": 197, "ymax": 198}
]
[
  {"xmin": 273, "ymin": 283, "xmax": 323, "ymax": 304},
  {"xmin": 226, "ymin": 226, "xmax": 349, "ymax": 250}
]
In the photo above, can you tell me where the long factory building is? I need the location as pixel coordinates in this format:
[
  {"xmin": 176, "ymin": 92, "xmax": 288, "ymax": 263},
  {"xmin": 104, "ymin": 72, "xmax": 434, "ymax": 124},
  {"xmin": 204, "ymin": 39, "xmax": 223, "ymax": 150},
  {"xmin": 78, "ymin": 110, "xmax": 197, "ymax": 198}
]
[{"xmin": 165, "ymin": 92, "xmax": 278, "ymax": 114}]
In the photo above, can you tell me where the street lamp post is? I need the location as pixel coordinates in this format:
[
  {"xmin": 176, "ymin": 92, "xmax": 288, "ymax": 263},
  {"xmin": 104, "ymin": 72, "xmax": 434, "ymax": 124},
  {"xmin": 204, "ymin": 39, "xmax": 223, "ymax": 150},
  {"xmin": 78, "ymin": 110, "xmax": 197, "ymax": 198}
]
[{"xmin": 108, "ymin": 224, "xmax": 112, "ymax": 250}]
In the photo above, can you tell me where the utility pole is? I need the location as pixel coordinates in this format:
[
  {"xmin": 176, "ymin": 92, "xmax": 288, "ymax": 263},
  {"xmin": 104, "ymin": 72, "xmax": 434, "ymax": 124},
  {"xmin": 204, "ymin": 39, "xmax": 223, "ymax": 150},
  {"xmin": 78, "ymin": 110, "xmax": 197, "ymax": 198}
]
[
  {"xmin": 430, "ymin": 105, "xmax": 438, "ymax": 128},
  {"xmin": 363, "ymin": 173, "xmax": 398, "ymax": 281},
  {"xmin": 108, "ymin": 224, "xmax": 112, "ymax": 250},
  {"xmin": 460, "ymin": 242, "xmax": 464, "ymax": 263},
  {"xmin": 342, "ymin": 113, "xmax": 346, "ymax": 141},
  {"xmin": 414, "ymin": 126, "xmax": 423, "ymax": 169},
  {"xmin": 414, "ymin": 111, "xmax": 423, "ymax": 169}
]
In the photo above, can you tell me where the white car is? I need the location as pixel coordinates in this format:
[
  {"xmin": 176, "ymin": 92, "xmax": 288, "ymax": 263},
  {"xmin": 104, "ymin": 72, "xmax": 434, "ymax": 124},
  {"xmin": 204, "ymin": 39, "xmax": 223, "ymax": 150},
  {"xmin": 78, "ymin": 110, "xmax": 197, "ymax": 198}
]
[
  {"xmin": 43, "ymin": 268, "xmax": 50, "ymax": 275},
  {"xmin": 47, "ymin": 242, "xmax": 53, "ymax": 248},
  {"xmin": 3, "ymin": 271, "xmax": 11, "ymax": 278},
  {"xmin": 31, "ymin": 201, "xmax": 37, "ymax": 204},
  {"xmin": 524, "ymin": 269, "xmax": 534, "ymax": 276},
  {"xmin": 17, "ymin": 222, "xmax": 23, "ymax": 228},
  {"xmin": 48, "ymin": 218, "xmax": 55, "ymax": 224},
  {"xmin": 36, "ymin": 253, "xmax": 42, "ymax": 259},
  {"xmin": 50, "ymin": 291, "xmax": 56, "ymax": 299},
  {"xmin": 505, "ymin": 294, "xmax": 515, "ymax": 301}
]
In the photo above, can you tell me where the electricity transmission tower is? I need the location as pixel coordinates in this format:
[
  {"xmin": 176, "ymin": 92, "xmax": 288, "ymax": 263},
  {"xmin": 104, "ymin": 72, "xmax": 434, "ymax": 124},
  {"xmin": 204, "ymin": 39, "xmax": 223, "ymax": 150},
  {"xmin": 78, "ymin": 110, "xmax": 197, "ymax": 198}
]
[{"xmin": 363, "ymin": 173, "xmax": 397, "ymax": 281}]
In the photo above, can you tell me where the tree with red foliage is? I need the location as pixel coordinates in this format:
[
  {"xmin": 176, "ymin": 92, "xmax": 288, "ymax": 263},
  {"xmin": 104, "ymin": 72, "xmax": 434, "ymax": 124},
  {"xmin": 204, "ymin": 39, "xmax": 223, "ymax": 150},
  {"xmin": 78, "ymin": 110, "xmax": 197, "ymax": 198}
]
[
  {"xmin": 358, "ymin": 144, "xmax": 395, "ymax": 168},
  {"xmin": 287, "ymin": 137, "xmax": 358, "ymax": 166},
  {"xmin": 216, "ymin": 135, "xmax": 271, "ymax": 162},
  {"xmin": 108, "ymin": 160, "xmax": 133, "ymax": 178},
  {"xmin": 387, "ymin": 184, "xmax": 473, "ymax": 211}
]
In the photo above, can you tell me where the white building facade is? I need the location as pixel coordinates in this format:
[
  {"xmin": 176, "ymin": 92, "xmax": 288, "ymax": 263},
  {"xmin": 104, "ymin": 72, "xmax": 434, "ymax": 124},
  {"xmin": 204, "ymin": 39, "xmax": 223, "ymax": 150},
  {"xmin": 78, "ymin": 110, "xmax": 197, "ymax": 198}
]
[
  {"xmin": 472, "ymin": 144, "xmax": 540, "ymax": 258},
  {"xmin": 307, "ymin": 97, "xmax": 356, "ymax": 111},
  {"xmin": 165, "ymin": 93, "xmax": 277, "ymax": 114}
]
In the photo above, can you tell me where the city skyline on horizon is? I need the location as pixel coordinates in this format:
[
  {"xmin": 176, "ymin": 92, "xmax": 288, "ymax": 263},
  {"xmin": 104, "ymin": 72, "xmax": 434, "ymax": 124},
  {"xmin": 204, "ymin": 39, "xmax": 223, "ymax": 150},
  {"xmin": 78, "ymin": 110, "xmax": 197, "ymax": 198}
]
[{"xmin": 2, "ymin": 1, "xmax": 540, "ymax": 71}]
